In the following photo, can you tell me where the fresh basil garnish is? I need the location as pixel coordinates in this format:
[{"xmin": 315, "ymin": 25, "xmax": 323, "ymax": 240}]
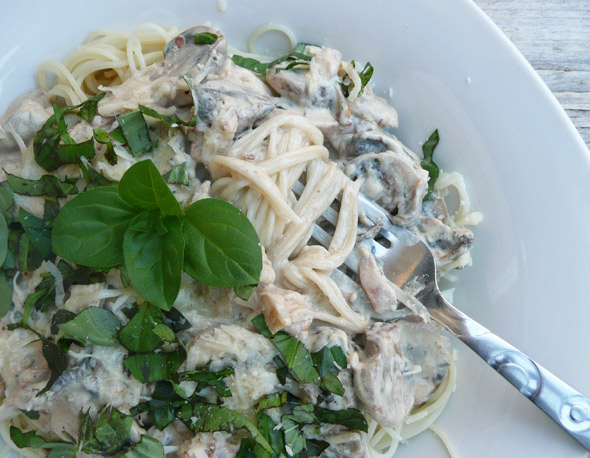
[
  {"xmin": 78, "ymin": 406, "xmax": 133, "ymax": 455},
  {"xmin": 124, "ymin": 347, "xmax": 186, "ymax": 383},
  {"xmin": 163, "ymin": 162, "xmax": 189, "ymax": 185},
  {"xmin": 19, "ymin": 208, "xmax": 53, "ymax": 260},
  {"xmin": 38, "ymin": 340, "xmax": 68, "ymax": 396},
  {"xmin": 179, "ymin": 366, "xmax": 234, "ymax": 397},
  {"xmin": 183, "ymin": 198, "xmax": 262, "ymax": 287},
  {"xmin": 5, "ymin": 173, "xmax": 77, "ymax": 199},
  {"xmin": 120, "ymin": 436, "xmax": 164, "ymax": 458},
  {"xmin": 421, "ymin": 129, "xmax": 440, "ymax": 200},
  {"xmin": 93, "ymin": 128, "xmax": 118, "ymax": 165},
  {"xmin": 119, "ymin": 160, "xmax": 182, "ymax": 216},
  {"xmin": 52, "ymin": 187, "xmax": 141, "ymax": 268},
  {"xmin": 341, "ymin": 61, "xmax": 374, "ymax": 97},
  {"xmin": 118, "ymin": 303, "xmax": 167, "ymax": 353},
  {"xmin": 193, "ymin": 32, "xmax": 219, "ymax": 45},
  {"xmin": 0, "ymin": 272, "xmax": 12, "ymax": 317},
  {"xmin": 123, "ymin": 212, "xmax": 184, "ymax": 310},
  {"xmin": 0, "ymin": 212, "xmax": 7, "ymax": 268},
  {"xmin": 116, "ymin": 111, "xmax": 153, "ymax": 157},
  {"xmin": 58, "ymin": 307, "xmax": 122, "ymax": 346},
  {"xmin": 139, "ymin": 105, "xmax": 197, "ymax": 128},
  {"xmin": 312, "ymin": 345, "xmax": 347, "ymax": 396},
  {"xmin": 232, "ymin": 42, "xmax": 316, "ymax": 76}
]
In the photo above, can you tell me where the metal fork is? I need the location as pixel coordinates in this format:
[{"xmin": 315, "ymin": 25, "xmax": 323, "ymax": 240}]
[{"xmin": 313, "ymin": 193, "xmax": 590, "ymax": 451}]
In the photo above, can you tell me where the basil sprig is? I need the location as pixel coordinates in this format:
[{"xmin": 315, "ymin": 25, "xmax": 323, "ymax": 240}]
[
  {"xmin": 231, "ymin": 42, "xmax": 316, "ymax": 75},
  {"xmin": 52, "ymin": 159, "xmax": 262, "ymax": 309},
  {"xmin": 421, "ymin": 129, "xmax": 440, "ymax": 200}
]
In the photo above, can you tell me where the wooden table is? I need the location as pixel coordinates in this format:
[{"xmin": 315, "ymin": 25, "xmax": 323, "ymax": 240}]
[{"xmin": 475, "ymin": 0, "xmax": 590, "ymax": 147}]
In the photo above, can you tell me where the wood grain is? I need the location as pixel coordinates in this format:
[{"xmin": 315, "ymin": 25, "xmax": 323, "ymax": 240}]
[{"xmin": 475, "ymin": 0, "xmax": 590, "ymax": 146}]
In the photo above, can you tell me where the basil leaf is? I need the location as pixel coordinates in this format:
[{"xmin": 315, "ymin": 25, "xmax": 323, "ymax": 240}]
[
  {"xmin": 17, "ymin": 232, "xmax": 44, "ymax": 274},
  {"xmin": 183, "ymin": 198, "xmax": 262, "ymax": 287},
  {"xmin": 78, "ymin": 161, "xmax": 114, "ymax": 190},
  {"xmin": 116, "ymin": 111, "xmax": 153, "ymax": 157},
  {"xmin": 194, "ymin": 32, "xmax": 219, "ymax": 45},
  {"xmin": 358, "ymin": 62, "xmax": 374, "ymax": 95},
  {"xmin": 123, "ymin": 212, "xmax": 185, "ymax": 309},
  {"xmin": 78, "ymin": 92, "xmax": 106, "ymax": 122},
  {"xmin": 118, "ymin": 303, "xmax": 165, "ymax": 353},
  {"xmin": 312, "ymin": 346, "xmax": 347, "ymax": 396},
  {"xmin": 152, "ymin": 323, "xmax": 176, "ymax": 344},
  {"xmin": 121, "ymin": 436, "xmax": 164, "ymax": 458},
  {"xmin": 177, "ymin": 403, "xmax": 271, "ymax": 453},
  {"xmin": 46, "ymin": 444, "xmax": 78, "ymax": 458},
  {"xmin": 59, "ymin": 307, "xmax": 121, "ymax": 346},
  {"xmin": 179, "ymin": 366, "xmax": 234, "ymax": 397},
  {"xmin": 93, "ymin": 128, "xmax": 118, "ymax": 165},
  {"xmin": 119, "ymin": 160, "xmax": 182, "ymax": 216},
  {"xmin": 252, "ymin": 315, "xmax": 319, "ymax": 384},
  {"xmin": 38, "ymin": 341, "xmax": 68, "ymax": 396},
  {"xmin": 139, "ymin": 105, "xmax": 197, "ymax": 128},
  {"xmin": 163, "ymin": 162, "xmax": 189, "ymax": 185},
  {"xmin": 19, "ymin": 208, "xmax": 53, "ymax": 259},
  {"xmin": 124, "ymin": 347, "xmax": 186, "ymax": 383},
  {"xmin": 258, "ymin": 412, "xmax": 285, "ymax": 457},
  {"xmin": 21, "ymin": 409, "xmax": 40, "ymax": 420},
  {"xmin": 0, "ymin": 271, "xmax": 13, "ymax": 317},
  {"xmin": 421, "ymin": 129, "xmax": 440, "ymax": 200},
  {"xmin": 130, "ymin": 380, "xmax": 184, "ymax": 430},
  {"xmin": 234, "ymin": 284, "xmax": 256, "ymax": 301},
  {"xmin": 313, "ymin": 406, "xmax": 368, "ymax": 432},
  {"xmin": 5, "ymin": 173, "xmax": 77, "ymax": 199},
  {"xmin": 163, "ymin": 307, "xmax": 191, "ymax": 332},
  {"xmin": 10, "ymin": 426, "xmax": 48, "ymax": 448},
  {"xmin": 0, "ymin": 211, "xmax": 7, "ymax": 267},
  {"xmin": 0, "ymin": 181, "xmax": 15, "ymax": 212},
  {"xmin": 52, "ymin": 187, "xmax": 140, "ymax": 268},
  {"xmin": 79, "ymin": 405, "xmax": 134, "ymax": 455},
  {"xmin": 231, "ymin": 55, "xmax": 272, "ymax": 74},
  {"xmin": 51, "ymin": 309, "xmax": 77, "ymax": 335},
  {"xmin": 257, "ymin": 391, "xmax": 288, "ymax": 413}
]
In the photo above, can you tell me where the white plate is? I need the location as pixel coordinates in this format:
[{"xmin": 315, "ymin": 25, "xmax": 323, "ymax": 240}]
[{"xmin": 1, "ymin": 1, "xmax": 589, "ymax": 457}]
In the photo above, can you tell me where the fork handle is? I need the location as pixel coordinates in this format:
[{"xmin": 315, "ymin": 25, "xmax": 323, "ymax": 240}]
[{"xmin": 434, "ymin": 297, "xmax": 590, "ymax": 451}]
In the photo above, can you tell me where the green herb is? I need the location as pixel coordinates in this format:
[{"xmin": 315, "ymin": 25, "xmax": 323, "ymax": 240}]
[
  {"xmin": 50, "ymin": 309, "xmax": 77, "ymax": 335},
  {"xmin": 341, "ymin": 61, "xmax": 374, "ymax": 97},
  {"xmin": 163, "ymin": 162, "xmax": 189, "ymax": 185},
  {"xmin": 58, "ymin": 307, "xmax": 122, "ymax": 346},
  {"xmin": 116, "ymin": 111, "xmax": 153, "ymax": 157},
  {"xmin": 130, "ymin": 380, "xmax": 184, "ymax": 430},
  {"xmin": 52, "ymin": 186, "xmax": 141, "ymax": 268},
  {"xmin": 252, "ymin": 314, "xmax": 319, "ymax": 384},
  {"xmin": 275, "ymin": 60, "xmax": 310, "ymax": 73},
  {"xmin": 313, "ymin": 406, "xmax": 368, "ymax": 431},
  {"xmin": 0, "ymin": 271, "xmax": 12, "ymax": 316},
  {"xmin": 139, "ymin": 105, "xmax": 197, "ymax": 128},
  {"xmin": 9, "ymin": 426, "xmax": 76, "ymax": 456},
  {"xmin": 194, "ymin": 32, "xmax": 219, "ymax": 45},
  {"xmin": 77, "ymin": 92, "xmax": 106, "ymax": 122},
  {"xmin": 21, "ymin": 409, "xmax": 41, "ymax": 420},
  {"xmin": 5, "ymin": 173, "xmax": 77, "ymax": 199},
  {"xmin": 19, "ymin": 208, "xmax": 53, "ymax": 260},
  {"xmin": 312, "ymin": 346, "xmax": 347, "ymax": 396},
  {"xmin": 183, "ymin": 198, "xmax": 262, "ymax": 287},
  {"xmin": 234, "ymin": 284, "xmax": 256, "ymax": 301},
  {"xmin": 257, "ymin": 391, "xmax": 288, "ymax": 413},
  {"xmin": 34, "ymin": 103, "xmax": 96, "ymax": 172},
  {"xmin": 152, "ymin": 323, "xmax": 176, "ymax": 344},
  {"xmin": 179, "ymin": 367, "xmax": 234, "ymax": 397},
  {"xmin": 118, "ymin": 303, "xmax": 166, "ymax": 353},
  {"xmin": 93, "ymin": 128, "xmax": 118, "ymax": 165},
  {"xmin": 124, "ymin": 347, "xmax": 186, "ymax": 383},
  {"xmin": 120, "ymin": 436, "xmax": 164, "ymax": 458},
  {"xmin": 119, "ymin": 160, "xmax": 182, "ymax": 216},
  {"xmin": 177, "ymin": 403, "xmax": 272, "ymax": 453},
  {"xmin": 421, "ymin": 129, "xmax": 440, "ymax": 200},
  {"xmin": 16, "ymin": 231, "xmax": 44, "ymax": 274},
  {"xmin": 0, "ymin": 212, "xmax": 7, "ymax": 267},
  {"xmin": 78, "ymin": 160, "xmax": 114, "ymax": 190},
  {"xmin": 123, "ymin": 212, "xmax": 184, "ymax": 309},
  {"xmin": 78, "ymin": 406, "xmax": 133, "ymax": 455},
  {"xmin": 163, "ymin": 307, "xmax": 191, "ymax": 332},
  {"xmin": 38, "ymin": 341, "xmax": 68, "ymax": 396},
  {"xmin": 231, "ymin": 42, "xmax": 316, "ymax": 75}
]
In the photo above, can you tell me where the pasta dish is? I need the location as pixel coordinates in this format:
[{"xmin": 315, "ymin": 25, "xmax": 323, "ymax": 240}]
[{"xmin": 0, "ymin": 24, "xmax": 481, "ymax": 457}]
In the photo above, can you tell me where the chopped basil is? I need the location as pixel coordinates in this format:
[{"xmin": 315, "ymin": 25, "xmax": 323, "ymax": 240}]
[
  {"xmin": 151, "ymin": 323, "xmax": 176, "ymax": 344},
  {"xmin": 21, "ymin": 409, "xmax": 41, "ymax": 420},
  {"xmin": 19, "ymin": 208, "xmax": 53, "ymax": 260},
  {"xmin": 179, "ymin": 366, "xmax": 234, "ymax": 397},
  {"xmin": 139, "ymin": 105, "xmax": 197, "ymax": 128},
  {"xmin": 421, "ymin": 129, "xmax": 440, "ymax": 200},
  {"xmin": 313, "ymin": 405, "xmax": 368, "ymax": 431},
  {"xmin": 0, "ymin": 271, "xmax": 12, "ymax": 317},
  {"xmin": 312, "ymin": 345, "xmax": 347, "ymax": 396},
  {"xmin": 124, "ymin": 347, "xmax": 186, "ymax": 383},
  {"xmin": 0, "ymin": 212, "xmax": 7, "ymax": 267},
  {"xmin": 342, "ymin": 61, "xmax": 374, "ymax": 97},
  {"xmin": 163, "ymin": 162, "xmax": 189, "ymax": 185},
  {"xmin": 37, "ymin": 340, "xmax": 68, "ymax": 396},
  {"xmin": 78, "ymin": 406, "xmax": 133, "ymax": 455},
  {"xmin": 77, "ymin": 92, "xmax": 106, "ymax": 122},
  {"xmin": 116, "ymin": 111, "xmax": 153, "ymax": 157},
  {"xmin": 120, "ymin": 436, "xmax": 164, "ymax": 458},
  {"xmin": 118, "ymin": 303, "xmax": 167, "ymax": 353},
  {"xmin": 177, "ymin": 403, "xmax": 272, "ymax": 453},
  {"xmin": 5, "ymin": 173, "xmax": 77, "ymax": 199},
  {"xmin": 93, "ymin": 128, "xmax": 118, "ymax": 165},
  {"xmin": 58, "ymin": 307, "xmax": 122, "ymax": 346},
  {"xmin": 257, "ymin": 391, "xmax": 288, "ymax": 413},
  {"xmin": 252, "ymin": 314, "xmax": 319, "ymax": 384},
  {"xmin": 194, "ymin": 32, "xmax": 219, "ymax": 45},
  {"xmin": 231, "ymin": 42, "xmax": 316, "ymax": 76}
]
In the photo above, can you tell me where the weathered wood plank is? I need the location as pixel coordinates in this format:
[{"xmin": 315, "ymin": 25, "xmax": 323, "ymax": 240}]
[{"xmin": 475, "ymin": 0, "xmax": 590, "ymax": 147}]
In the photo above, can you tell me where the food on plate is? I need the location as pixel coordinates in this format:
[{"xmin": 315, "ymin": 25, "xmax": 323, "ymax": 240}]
[{"xmin": 0, "ymin": 24, "xmax": 481, "ymax": 457}]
